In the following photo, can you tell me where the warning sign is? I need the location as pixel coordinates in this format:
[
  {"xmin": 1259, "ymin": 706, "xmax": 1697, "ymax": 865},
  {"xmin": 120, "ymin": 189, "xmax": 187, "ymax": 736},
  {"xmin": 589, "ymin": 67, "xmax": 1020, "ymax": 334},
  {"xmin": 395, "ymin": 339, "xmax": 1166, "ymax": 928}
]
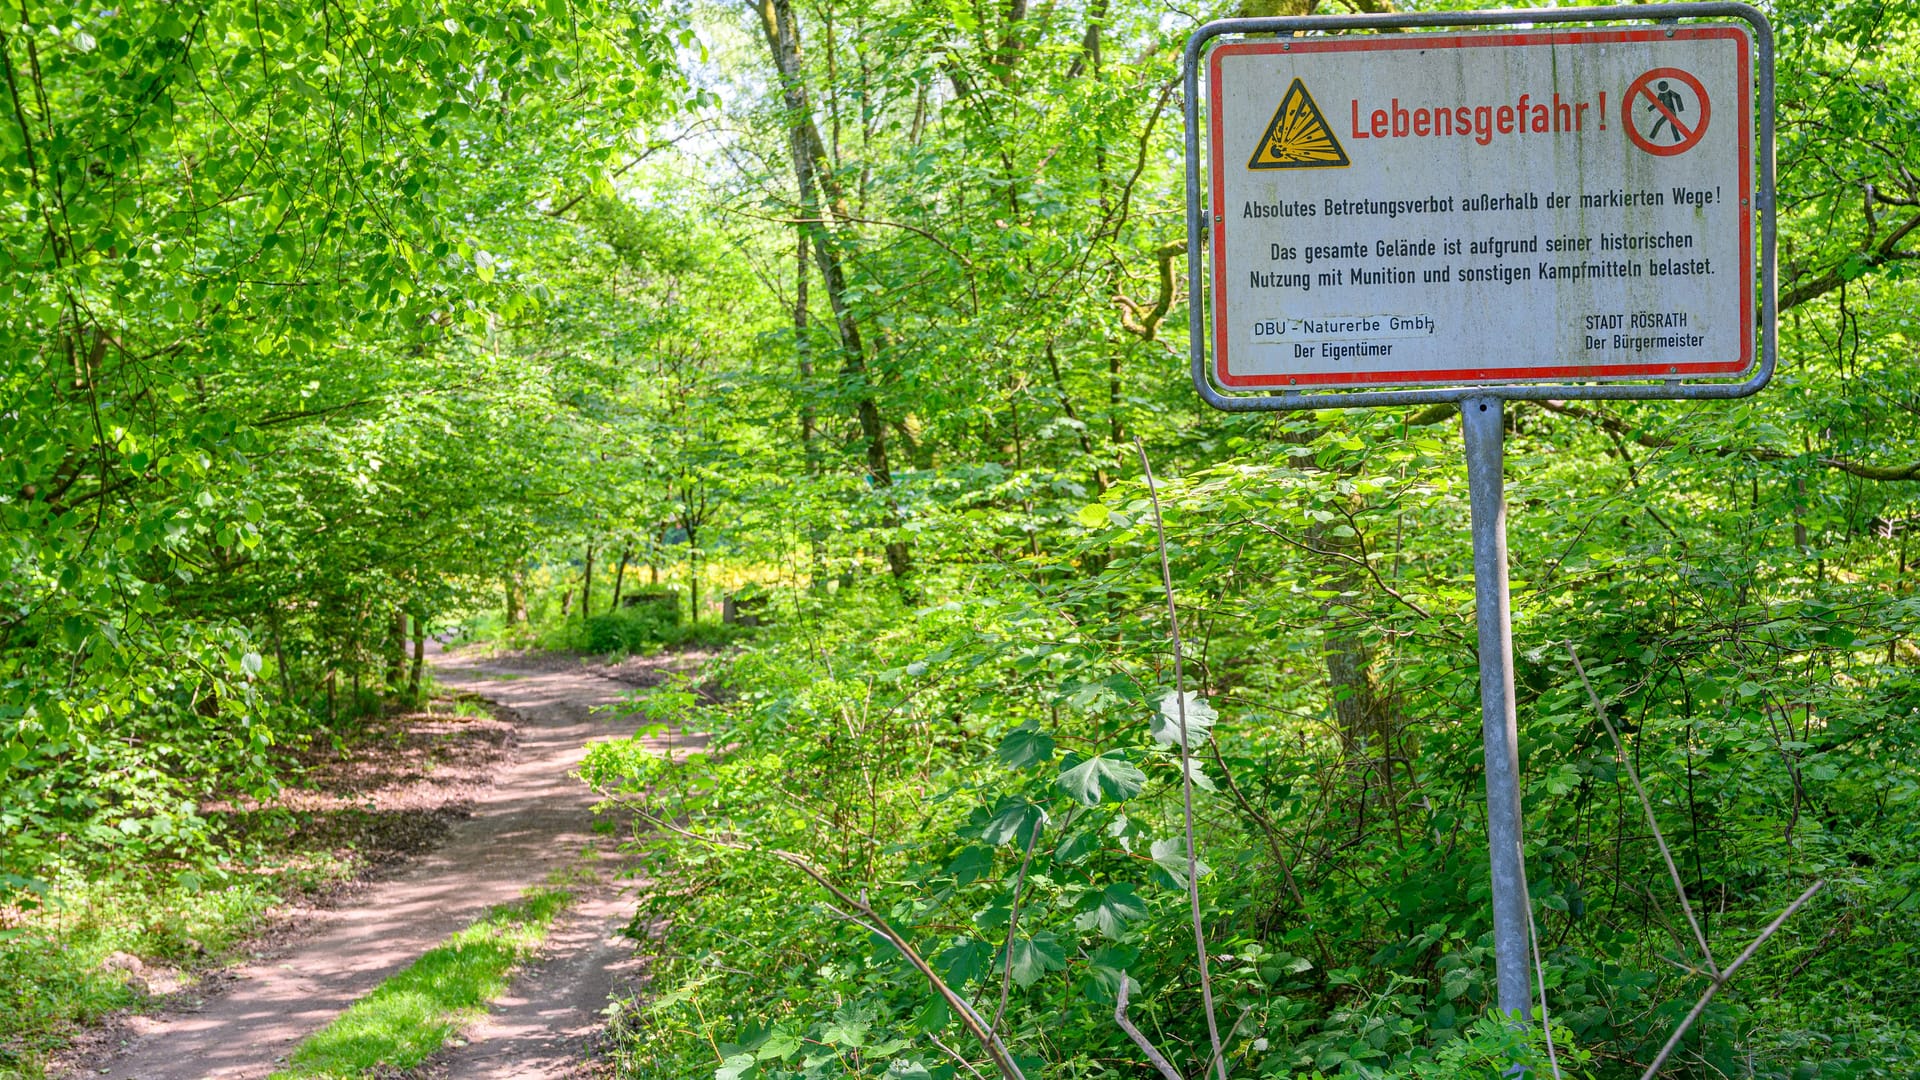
[
  {"xmin": 1205, "ymin": 26, "xmax": 1753, "ymax": 391},
  {"xmin": 1248, "ymin": 78, "xmax": 1350, "ymax": 169},
  {"xmin": 1625, "ymin": 67, "xmax": 1711, "ymax": 156}
]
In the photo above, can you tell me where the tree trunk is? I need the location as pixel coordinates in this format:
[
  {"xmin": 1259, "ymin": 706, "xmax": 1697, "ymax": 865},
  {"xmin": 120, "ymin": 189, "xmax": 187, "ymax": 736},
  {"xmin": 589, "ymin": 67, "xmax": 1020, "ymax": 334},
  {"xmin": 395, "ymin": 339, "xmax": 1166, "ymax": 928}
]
[
  {"xmin": 611, "ymin": 545, "xmax": 632, "ymax": 612},
  {"xmin": 386, "ymin": 608, "xmax": 407, "ymax": 689},
  {"xmin": 687, "ymin": 527, "xmax": 701, "ymax": 623},
  {"xmin": 266, "ymin": 603, "xmax": 295, "ymax": 703},
  {"xmin": 407, "ymin": 615, "xmax": 425, "ymax": 701},
  {"xmin": 753, "ymin": 0, "xmax": 911, "ymax": 584},
  {"xmin": 796, "ymin": 225, "xmax": 817, "ymax": 462},
  {"xmin": 581, "ymin": 543, "xmax": 595, "ymax": 622},
  {"xmin": 504, "ymin": 572, "xmax": 527, "ymax": 625}
]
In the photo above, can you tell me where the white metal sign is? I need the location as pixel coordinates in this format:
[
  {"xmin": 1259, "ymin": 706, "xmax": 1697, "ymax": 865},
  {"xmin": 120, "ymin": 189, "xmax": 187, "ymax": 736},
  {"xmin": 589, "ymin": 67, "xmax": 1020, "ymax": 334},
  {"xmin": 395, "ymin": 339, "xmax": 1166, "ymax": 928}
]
[{"xmin": 1206, "ymin": 26, "xmax": 1753, "ymax": 390}]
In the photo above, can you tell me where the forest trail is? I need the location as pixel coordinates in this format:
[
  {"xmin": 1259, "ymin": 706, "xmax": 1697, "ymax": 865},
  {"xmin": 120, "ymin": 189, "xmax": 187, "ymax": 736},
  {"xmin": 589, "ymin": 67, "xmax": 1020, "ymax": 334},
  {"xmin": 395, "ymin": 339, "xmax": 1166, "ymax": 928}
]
[{"xmin": 85, "ymin": 650, "xmax": 670, "ymax": 1080}]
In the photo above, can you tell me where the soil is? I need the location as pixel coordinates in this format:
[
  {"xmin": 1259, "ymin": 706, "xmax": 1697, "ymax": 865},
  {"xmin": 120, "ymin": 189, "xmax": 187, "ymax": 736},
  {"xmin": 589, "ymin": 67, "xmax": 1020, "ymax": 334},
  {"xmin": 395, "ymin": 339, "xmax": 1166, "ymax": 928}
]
[{"xmin": 67, "ymin": 645, "xmax": 704, "ymax": 1080}]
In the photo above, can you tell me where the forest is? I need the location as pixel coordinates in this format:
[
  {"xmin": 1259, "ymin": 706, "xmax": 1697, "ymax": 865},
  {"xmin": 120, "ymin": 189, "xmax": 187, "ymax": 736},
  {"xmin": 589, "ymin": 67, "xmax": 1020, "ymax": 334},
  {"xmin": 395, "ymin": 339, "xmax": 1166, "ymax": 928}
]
[{"xmin": 1, "ymin": 0, "xmax": 1917, "ymax": 1077}]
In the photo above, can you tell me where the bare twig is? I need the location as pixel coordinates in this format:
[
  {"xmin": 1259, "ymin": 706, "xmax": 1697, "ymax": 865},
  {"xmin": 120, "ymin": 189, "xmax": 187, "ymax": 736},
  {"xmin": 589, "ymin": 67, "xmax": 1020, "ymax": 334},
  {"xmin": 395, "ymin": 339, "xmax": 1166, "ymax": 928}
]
[
  {"xmin": 1114, "ymin": 974, "xmax": 1186, "ymax": 1080},
  {"xmin": 1519, "ymin": 842, "xmax": 1564, "ymax": 1079},
  {"xmin": 1568, "ymin": 644, "xmax": 1825, "ymax": 1079},
  {"xmin": 927, "ymin": 1031, "xmax": 991, "ymax": 1080},
  {"xmin": 1137, "ymin": 438, "xmax": 1228, "ymax": 1080},
  {"xmin": 1637, "ymin": 881, "xmax": 1824, "ymax": 1079},
  {"xmin": 1204, "ymin": 1005, "xmax": 1258, "ymax": 1080},
  {"xmin": 1114, "ymin": 240, "xmax": 1187, "ymax": 341},
  {"xmin": 1568, "ymin": 644, "xmax": 1721, "ymax": 979},
  {"xmin": 603, "ymin": 798, "xmax": 1029, "ymax": 1080},
  {"xmin": 990, "ymin": 818, "xmax": 1044, "ymax": 1036},
  {"xmin": 1233, "ymin": 516, "xmax": 1446, "ymax": 629}
]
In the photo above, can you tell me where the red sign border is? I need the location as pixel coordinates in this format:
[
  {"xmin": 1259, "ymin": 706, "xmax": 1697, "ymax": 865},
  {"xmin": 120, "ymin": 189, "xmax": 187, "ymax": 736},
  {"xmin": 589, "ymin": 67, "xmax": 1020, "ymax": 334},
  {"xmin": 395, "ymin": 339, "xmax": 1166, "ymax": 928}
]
[
  {"xmin": 1207, "ymin": 26, "xmax": 1754, "ymax": 391},
  {"xmin": 1624, "ymin": 66, "xmax": 1712, "ymax": 157}
]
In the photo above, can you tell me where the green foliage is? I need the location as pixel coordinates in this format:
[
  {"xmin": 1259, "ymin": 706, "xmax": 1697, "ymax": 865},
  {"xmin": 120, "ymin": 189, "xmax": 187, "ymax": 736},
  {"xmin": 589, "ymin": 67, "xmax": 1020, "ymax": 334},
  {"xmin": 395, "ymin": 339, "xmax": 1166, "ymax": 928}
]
[
  {"xmin": 585, "ymin": 605, "xmax": 684, "ymax": 654},
  {"xmin": 0, "ymin": 0, "xmax": 691, "ymax": 885},
  {"xmin": 6, "ymin": 0, "xmax": 1920, "ymax": 1073},
  {"xmin": 0, "ymin": 851, "xmax": 353, "ymax": 1073}
]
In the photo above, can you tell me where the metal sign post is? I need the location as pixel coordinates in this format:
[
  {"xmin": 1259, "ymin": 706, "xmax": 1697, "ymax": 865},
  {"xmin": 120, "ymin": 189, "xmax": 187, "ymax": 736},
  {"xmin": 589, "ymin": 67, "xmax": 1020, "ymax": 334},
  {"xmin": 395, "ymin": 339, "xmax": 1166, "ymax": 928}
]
[
  {"xmin": 1464, "ymin": 394, "xmax": 1528, "ymax": 1012},
  {"xmin": 1183, "ymin": 4, "xmax": 1775, "ymax": 1020}
]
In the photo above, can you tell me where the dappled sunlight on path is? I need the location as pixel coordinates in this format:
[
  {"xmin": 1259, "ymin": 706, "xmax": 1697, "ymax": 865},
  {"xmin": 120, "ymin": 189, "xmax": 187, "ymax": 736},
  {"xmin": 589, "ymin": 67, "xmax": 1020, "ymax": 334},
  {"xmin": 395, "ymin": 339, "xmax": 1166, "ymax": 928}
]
[{"xmin": 85, "ymin": 650, "xmax": 680, "ymax": 1080}]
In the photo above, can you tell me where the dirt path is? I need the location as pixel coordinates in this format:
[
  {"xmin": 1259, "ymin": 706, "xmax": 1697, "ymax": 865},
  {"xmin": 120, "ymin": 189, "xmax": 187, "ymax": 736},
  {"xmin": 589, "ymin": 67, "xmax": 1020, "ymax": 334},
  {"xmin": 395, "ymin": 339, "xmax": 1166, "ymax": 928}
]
[{"xmin": 86, "ymin": 650, "xmax": 674, "ymax": 1080}]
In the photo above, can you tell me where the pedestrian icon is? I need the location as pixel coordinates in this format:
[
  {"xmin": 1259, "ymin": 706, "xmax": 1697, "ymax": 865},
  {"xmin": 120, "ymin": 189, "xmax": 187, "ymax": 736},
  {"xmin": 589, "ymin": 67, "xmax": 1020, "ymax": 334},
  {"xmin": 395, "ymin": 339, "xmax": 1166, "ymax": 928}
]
[
  {"xmin": 1648, "ymin": 81, "xmax": 1685, "ymax": 141},
  {"xmin": 1624, "ymin": 67, "xmax": 1711, "ymax": 156}
]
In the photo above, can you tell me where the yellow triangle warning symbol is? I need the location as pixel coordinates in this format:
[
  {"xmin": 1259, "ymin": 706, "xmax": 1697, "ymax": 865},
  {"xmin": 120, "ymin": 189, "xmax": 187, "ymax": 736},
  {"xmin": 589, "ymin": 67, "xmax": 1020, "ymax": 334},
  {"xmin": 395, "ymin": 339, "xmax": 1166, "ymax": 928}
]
[{"xmin": 1248, "ymin": 78, "xmax": 1350, "ymax": 170}]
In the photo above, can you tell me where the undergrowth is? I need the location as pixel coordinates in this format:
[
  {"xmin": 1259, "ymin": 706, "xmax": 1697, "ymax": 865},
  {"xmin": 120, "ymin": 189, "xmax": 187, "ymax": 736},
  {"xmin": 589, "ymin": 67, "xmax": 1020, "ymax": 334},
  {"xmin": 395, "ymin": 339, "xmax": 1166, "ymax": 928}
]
[
  {"xmin": 0, "ymin": 690, "xmax": 494, "ymax": 1076},
  {"xmin": 581, "ymin": 455, "xmax": 1920, "ymax": 1080},
  {"xmin": 0, "ymin": 851, "xmax": 353, "ymax": 1077}
]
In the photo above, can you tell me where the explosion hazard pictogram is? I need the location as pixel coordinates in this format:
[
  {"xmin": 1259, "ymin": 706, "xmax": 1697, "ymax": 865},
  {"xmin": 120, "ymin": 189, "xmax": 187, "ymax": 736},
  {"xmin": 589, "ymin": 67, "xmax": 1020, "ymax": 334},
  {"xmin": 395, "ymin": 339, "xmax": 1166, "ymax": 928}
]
[{"xmin": 1247, "ymin": 78, "xmax": 1350, "ymax": 170}]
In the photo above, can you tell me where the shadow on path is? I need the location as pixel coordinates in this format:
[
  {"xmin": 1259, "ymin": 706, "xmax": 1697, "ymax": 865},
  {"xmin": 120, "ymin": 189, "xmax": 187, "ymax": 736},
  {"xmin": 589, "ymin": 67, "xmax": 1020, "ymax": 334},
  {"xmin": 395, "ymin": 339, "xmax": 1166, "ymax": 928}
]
[{"xmin": 87, "ymin": 649, "xmax": 675, "ymax": 1080}]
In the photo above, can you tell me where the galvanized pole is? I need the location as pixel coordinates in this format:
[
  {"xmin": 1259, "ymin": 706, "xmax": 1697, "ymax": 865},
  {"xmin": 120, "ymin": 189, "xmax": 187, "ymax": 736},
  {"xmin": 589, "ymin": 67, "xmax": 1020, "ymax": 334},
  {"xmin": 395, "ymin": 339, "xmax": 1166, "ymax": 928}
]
[{"xmin": 1461, "ymin": 395, "xmax": 1531, "ymax": 1019}]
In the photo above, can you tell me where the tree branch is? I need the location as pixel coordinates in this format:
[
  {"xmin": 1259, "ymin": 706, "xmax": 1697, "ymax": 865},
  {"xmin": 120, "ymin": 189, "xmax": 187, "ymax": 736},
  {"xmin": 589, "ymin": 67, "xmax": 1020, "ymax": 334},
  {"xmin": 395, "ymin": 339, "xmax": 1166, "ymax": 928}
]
[
  {"xmin": 1538, "ymin": 401, "xmax": 1920, "ymax": 482},
  {"xmin": 604, "ymin": 800, "xmax": 1028, "ymax": 1080},
  {"xmin": 1115, "ymin": 240, "xmax": 1186, "ymax": 341}
]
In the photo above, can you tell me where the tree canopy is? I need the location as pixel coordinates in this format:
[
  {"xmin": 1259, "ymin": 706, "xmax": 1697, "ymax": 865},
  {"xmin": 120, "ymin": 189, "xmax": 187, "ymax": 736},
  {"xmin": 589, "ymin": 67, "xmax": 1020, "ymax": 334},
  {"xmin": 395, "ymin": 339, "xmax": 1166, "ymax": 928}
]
[{"xmin": 4, "ymin": 0, "xmax": 1920, "ymax": 1076}]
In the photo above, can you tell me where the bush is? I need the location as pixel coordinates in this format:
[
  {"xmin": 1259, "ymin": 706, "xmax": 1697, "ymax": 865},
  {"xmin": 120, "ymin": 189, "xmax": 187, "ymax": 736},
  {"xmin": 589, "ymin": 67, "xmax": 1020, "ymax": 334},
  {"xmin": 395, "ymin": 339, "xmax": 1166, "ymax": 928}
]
[
  {"xmin": 620, "ymin": 587, "xmax": 682, "ymax": 625},
  {"xmin": 583, "ymin": 607, "xmax": 679, "ymax": 654},
  {"xmin": 578, "ymin": 594, "xmax": 752, "ymax": 654}
]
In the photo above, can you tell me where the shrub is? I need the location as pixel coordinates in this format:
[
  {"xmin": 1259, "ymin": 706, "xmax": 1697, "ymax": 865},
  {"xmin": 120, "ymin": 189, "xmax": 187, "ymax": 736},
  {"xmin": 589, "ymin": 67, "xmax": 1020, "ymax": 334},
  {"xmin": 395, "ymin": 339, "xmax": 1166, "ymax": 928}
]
[{"xmin": 583, "ymin": 607, "xmax": 679, "ymax": 654}]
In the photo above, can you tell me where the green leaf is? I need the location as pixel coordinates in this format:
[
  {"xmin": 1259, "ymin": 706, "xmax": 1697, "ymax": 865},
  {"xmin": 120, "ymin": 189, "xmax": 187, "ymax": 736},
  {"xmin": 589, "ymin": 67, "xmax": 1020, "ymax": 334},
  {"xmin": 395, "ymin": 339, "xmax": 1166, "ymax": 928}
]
[
  {"xmin": 1082, "ymin": 883, "xmax": 1149, "ymax": 939},
  {"xmin": 1086, "ymin": 944, "xmax": 1140, "ymax": 998},
  {"xmin": 1057, "ymin": 751, "xmax": 1146, "ymax": 806},
  {"xmin": 822, "ymin": 1003, "xmax": 871, "ymax": 1047},
  {"xmin": 1150, "ymin": 836, "xmax": 1210, "ymax": 887},
  {"xmin": 980, "ymin": 800, "xmax": 1046, "ymax": 847},
  {"xmin": 947, "ymin": 845, "xmax": 994, "ymax": 884},
  {"xmin": 755, "ymin": 1027, "xmax": 802, "ymax": 1061},
  {"xmin": 1008, "ymin": 931, "xmax": 1067, "ymax": 988},
  {"xmin": 937, "ymin": 938, "xmax": 991, "ymax": 988},
  {"xmin": 997, "ymin": 725, "xmax": 1055, "ymax": 769},
  {"xmin": 1075, "ymin": 502, "xmax": 1111, "ymax": 527},
  {"xmin": 912, "ymin": 995, "xmax": 951, "ymax": 1033},
  {"xmin": 1181, "ymin": 757, "xmax": 1217, "ymax": 793},
  {"xmin": 715, "ymin": 1053, "xmax": 755, "ymax": 1080},
  {"xmin": 1152, "ymin": 691, "xmax": 1217, "ymax": 749}
]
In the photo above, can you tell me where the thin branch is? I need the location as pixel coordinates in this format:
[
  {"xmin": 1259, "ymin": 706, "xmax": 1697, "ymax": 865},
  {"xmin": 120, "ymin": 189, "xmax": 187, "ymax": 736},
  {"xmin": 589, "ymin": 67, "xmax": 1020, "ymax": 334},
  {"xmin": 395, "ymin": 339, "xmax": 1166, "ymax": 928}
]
[
  {"xmin": 1638, "ymin": 880, "xmax": 1825, "ymax": 1080},
  {"xmin": 1521, "ymin": 844, "xmax": 1565, "ymax": 1079},
  {"xmin": 1136, "ymin": 438, "xmax": 1227, "ymax": 1080},
  {"xmin": 927, "ymin": 1031, "xmax": 991, "ymax": 1080},
  {"xmin": 546, "ymin": 136, "xmax": 683, "ymax": 217},
  {"xmin": 1114, "ymin": 240, "xmax": 1186, "ymax": 341},
  {"xmin": 604, "ymin": 799, "xmax": 1028, "ymax": 1080},
  {"xmin": 989, "ymin": 818, "xmax": 1044, "ymax": 1036},
  {"xmin": 746, "ymin": 210, "xmax": 975, "ymax": 268},
  {"xmin": 1114, "ymin": 974, "xmax": 1185, "ymax": 1080},
  {"xmin": 1569, "ymin": 644, "xmax": 1721, "ymax": 979},
  {"xmin": 1204, "ymin": 1005, "xmax": 1258, "ymax": 1080},
  {"xmin": 1233, "ymin": 516, "xmax": 1446, "ymax": 630},
  {"xmin": 1779, "ymin": 208, "xmax": 1920, "ymax": 312},
  {"xmin": 1538, "ymin": 400, "xmax": 1920, "ymax": 483}
]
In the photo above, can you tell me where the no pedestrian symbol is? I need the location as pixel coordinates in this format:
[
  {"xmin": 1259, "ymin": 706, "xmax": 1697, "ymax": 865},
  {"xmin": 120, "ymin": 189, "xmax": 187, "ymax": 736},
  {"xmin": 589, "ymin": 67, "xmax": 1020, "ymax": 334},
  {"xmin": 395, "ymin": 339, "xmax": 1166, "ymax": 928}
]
[{"xmin": 1624, "ymin": 67, "xmax": 1710, "ymax": 156}]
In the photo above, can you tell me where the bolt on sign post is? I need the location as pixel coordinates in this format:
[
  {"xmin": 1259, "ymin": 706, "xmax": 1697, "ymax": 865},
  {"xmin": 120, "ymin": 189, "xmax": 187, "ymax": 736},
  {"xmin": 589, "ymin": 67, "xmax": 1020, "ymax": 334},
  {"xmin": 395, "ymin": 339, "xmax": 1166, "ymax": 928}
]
[{"xmin": 1182, "ymin": 4, "xmax": 1774, "ymax": 1019}]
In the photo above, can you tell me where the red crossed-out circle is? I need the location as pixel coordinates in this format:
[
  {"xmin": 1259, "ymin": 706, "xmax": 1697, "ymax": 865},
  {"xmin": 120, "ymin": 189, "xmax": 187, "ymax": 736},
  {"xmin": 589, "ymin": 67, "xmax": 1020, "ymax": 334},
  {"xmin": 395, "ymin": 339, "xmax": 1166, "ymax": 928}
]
[{"xmin": 1623, "ymin": 67, "xmax": 1710, "ymax": 156}]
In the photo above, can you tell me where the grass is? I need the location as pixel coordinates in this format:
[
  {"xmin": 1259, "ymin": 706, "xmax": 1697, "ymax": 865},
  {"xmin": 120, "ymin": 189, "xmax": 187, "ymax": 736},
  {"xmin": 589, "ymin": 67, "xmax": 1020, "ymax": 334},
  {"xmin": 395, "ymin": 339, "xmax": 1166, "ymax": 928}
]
[
  {"xmin": 269, "ymin": 886, "xmax": 574, "ymax": 1078},
  {"xmin": 0, "ymin": 852, "xmax": 354, "ymax": 1079}
]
